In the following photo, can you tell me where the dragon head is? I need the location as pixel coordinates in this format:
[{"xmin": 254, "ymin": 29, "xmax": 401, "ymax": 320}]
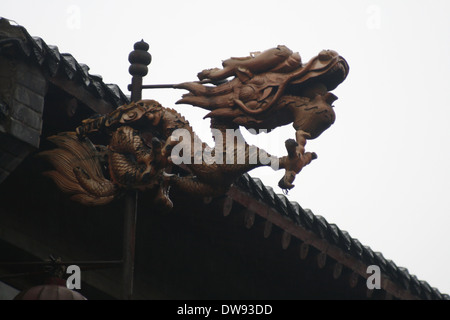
[{"xmin": 176, "ymin": 46, "xmax": 349, "ymax": 139}]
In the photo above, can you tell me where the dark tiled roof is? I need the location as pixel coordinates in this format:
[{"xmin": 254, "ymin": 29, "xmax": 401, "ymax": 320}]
[
  {"xmin": 0, "ymin": 18, "xmax": 129, "ymax": 108},
  {"xmin": 234, "ymin": 173, "xmax": 449, "ymax": 300}
]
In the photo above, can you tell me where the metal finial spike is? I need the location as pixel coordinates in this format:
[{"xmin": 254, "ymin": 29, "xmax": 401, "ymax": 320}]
[{"xmin": 133, "ymin": 40, "xmax": 149, "ymax": 51}]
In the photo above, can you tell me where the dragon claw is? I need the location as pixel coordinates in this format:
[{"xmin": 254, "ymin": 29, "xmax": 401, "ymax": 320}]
[
  {"xmin": 285, "ymin": 138, "xmax": 299, "ymax": 158},
  {"xmin": 279, "ymin": 135, "xmax": 317, "ymax": 192},
  {"xmin": 278, "ymin": 171, "xmax": 296, "ymax": 190}
]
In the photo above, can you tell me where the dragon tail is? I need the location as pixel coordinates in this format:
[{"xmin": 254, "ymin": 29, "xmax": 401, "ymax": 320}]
[{"xmin": 38, "ymin": 132, "xmax": 117, "ymax": 206}]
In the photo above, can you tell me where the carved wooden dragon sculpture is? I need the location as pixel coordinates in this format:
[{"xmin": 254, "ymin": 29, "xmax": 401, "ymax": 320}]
[{"xmin": 39, "ymin": 46, "xmax": 349, "ymax": 207}]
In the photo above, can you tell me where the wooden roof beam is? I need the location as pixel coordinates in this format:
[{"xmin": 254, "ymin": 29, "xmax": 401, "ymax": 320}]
[
  {"xmin": 227, "ymin": 185, "xmax": 420, "ymax": 300},
  {"xmin": 47, "ymin": 74, "xmax": 114, "ymax": 115}
]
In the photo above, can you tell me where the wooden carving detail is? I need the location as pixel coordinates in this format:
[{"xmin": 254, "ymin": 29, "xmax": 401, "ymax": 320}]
[
  {"xmin": 39, "ymin": 46, "xmax": 348, "ymax": 206},
  {"xmin": 176, "ymin": 45, "xmax": 348, "ymax": 136}
]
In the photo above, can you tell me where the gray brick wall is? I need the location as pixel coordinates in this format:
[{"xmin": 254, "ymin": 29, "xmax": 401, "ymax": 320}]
[{"xmin": 0, "ymin": 56, "xmax": 46, "ymax": 183}]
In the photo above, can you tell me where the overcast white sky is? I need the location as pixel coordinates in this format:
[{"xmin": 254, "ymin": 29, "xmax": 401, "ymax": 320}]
[{"xmin": 3, "ymin": 0, "xmax": 450, "ymax": 295}]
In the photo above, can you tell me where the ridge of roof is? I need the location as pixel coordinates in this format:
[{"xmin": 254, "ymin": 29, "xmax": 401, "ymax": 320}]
[{"xmin": 0, "ymin": 17, "xmax": 130, "ymax": 109}]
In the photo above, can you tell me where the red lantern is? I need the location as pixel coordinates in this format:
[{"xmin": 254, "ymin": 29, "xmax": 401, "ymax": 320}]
[{"xmin": 13, "ymin": 277, "xmax": 86, "ymax": 300}]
